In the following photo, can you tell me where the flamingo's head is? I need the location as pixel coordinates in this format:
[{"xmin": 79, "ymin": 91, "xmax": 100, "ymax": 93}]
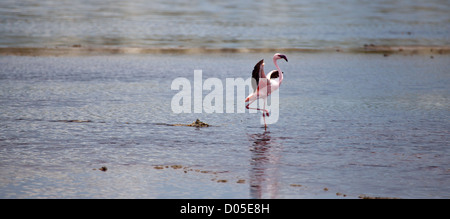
[{"xmin": 274, "ymin": 53, "xmax": 288, "ymax": 62}]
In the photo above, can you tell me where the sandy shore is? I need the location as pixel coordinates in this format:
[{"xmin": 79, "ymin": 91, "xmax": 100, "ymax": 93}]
[{"xmin": 1, "ymin": 45, "xmax": 449, "ymax": 56}]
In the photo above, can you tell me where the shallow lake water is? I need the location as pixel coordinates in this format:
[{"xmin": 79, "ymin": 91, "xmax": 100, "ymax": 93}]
[
  {"xmin": 0, "ymin": 52, "xmax": 448, "ymax": 198},
  {"xmin": 1, "ymin": 0, "xmax": 449, "ymax": 49}
]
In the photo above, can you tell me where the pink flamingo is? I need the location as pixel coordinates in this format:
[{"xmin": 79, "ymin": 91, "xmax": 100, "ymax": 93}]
[{"xmin": 245, "ymin": 53, "xmax": 288, "ymax": 130}]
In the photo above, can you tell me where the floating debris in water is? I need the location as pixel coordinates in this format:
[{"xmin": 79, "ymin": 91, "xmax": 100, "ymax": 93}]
[
  {"xmin": 236, "ymin": 179, "xmax": 246, "ymax": 184},
  {"xmin": 336, "ymin": 192, "xmax": 347, "ymax": 197},
  {"xmin": 152, "ymin": 164, "xmax": 244, "ymax": 184},
  {"xmin": 54, "ymin": 119, "xmax": 92, "ymax": 123},
  {"xmin": 99, "ymin": 166, "xmax": 108, "ymax": 172},
  {"xmin": 170, "ymin": 165, "xmax": 183, "ymax": 169},
  {"xmin": 358, "ymin": 195, "xmax": 400, "ymax": 199}
]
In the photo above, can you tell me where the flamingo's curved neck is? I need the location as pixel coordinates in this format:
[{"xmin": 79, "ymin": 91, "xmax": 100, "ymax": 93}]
[{"xmin": 273, "ymin": 57, "xmax": 283, "ymax": 84}]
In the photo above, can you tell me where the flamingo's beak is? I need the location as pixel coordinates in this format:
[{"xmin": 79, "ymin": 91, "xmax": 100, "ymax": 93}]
[{"xmin": 280, "ymin": 55, "xmax": 288, "ymax": 62}]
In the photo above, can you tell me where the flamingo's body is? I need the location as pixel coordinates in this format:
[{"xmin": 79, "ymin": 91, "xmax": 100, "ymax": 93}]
[{"xmin": 246, "ymin": 53, "xmax": 288, "ymax": 130}]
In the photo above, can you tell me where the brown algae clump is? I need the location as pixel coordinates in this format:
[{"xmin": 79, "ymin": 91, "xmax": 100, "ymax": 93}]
[
  {"xmin": 189, "ymin": 119, "xmax": 210, "ymax": 127},
  {"xmin": 172, "ymin": 119, "xmax": 210, "ymax": 127}
]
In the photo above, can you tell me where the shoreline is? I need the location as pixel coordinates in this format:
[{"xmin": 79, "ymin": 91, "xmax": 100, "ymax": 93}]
[{"xmin": 1, "ymin": 45, "xmax": 449, "ymax": 56}]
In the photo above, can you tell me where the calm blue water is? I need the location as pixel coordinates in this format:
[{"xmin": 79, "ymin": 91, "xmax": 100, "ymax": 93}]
[
  {"xmin": 0, "ymin": 0, "xmax": 449, "ymax": 49},
  {"xmin": 0, "ymin": 53, "xmax": 449, "ymax": 198},
  {"xmin": 0, "ymin": 0, "xmax": 449, "ymax": 198}
]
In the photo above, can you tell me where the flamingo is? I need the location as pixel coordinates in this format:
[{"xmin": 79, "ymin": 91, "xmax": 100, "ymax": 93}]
[{"xmin": 245, "ymin": 53, "xmax": 288, "ymax": 130}]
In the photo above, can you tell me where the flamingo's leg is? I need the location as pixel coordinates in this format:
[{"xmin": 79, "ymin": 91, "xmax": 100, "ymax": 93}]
[
  {"xmin": 246, "ymin": 98, "xmax": 268, "ymax": 114},
  {"xmin": 263, "ymin": 99, "xmax": 267, "ymax": 130},
  {"xmin": 246, "ymin": 97, "xmax": 270, "ymax": 130}
]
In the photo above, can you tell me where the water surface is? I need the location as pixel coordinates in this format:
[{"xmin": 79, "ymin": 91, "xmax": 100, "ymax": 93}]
[
  {"xmin": 0, "ymin": 53, "xmax": 448, "ymax": 198},
  {"xmin": 1, "ymin": 0, "xmax": 449, "ymax": 49},
  {"xmin": 1, "ymin": 0, "xmax": 449, "ymax": 199}
]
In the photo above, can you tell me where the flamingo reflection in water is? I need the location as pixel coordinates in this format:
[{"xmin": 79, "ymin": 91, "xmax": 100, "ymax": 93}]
[{"xmin": 248, "ymin": 131, "xmax": 283, "ymax": 199}]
